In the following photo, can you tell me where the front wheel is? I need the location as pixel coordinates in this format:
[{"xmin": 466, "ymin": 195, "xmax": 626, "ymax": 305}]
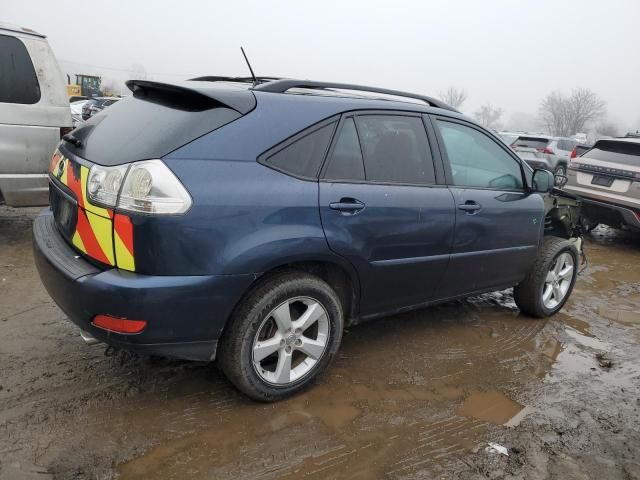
[
  {"xmin": 514, "ymin": 237, "xmax": 579, "ymax": 318},
  {"xmin": 217, "ymin": 272, "xmax": 343, "ymax": 401}
]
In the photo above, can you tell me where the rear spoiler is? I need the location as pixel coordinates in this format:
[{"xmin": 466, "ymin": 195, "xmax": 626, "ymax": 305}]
[{"xmin": 125, "ymin": 80, "xmax": 256, "ymax": 114}]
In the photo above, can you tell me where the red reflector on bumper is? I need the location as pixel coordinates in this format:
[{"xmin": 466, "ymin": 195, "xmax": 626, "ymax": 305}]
[{"xmin": 92, "ymin": 315, "xmax": 147, "ymax": 334}]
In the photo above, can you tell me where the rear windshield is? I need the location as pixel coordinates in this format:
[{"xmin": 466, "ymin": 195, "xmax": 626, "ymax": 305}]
[
  {"xmin": 513, "ymin": 137, "xmax": 549, "ymax": 149},
  {"xmin": 582, "ymin": 141, "xmax": 640, "ymax": 167},
  {"xmin": 64, "ymin": 94, "xmax": 241, "ymax": 165},
  {"xmin": 557, "ymin": 139, "xmax": 577, "ymax": 151}
]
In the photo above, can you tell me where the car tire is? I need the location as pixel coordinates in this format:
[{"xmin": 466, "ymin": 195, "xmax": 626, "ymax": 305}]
[
  {"xmin": 554, "ymin": 164, "xmax": 566, "ymax": 177},
  {"xmin": 217, "ymin": 271, "xmax": 343, "ymax": 402},
  {"xmin": 514, "ymin": 237, "xmax": 579, "ymax": 318}
]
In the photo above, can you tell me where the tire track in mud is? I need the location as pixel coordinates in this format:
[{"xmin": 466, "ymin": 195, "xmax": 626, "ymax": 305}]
[
  {"xmin": 433, "ymin": 321, "xmax": 544, "ymax": 361},
  {"xmin": 254, "ymin": 416, "xmax": 490, "ymax": 479},
  {"xmin": 386, "ymin": 417, "xmax": 487, "ymax": 477}
]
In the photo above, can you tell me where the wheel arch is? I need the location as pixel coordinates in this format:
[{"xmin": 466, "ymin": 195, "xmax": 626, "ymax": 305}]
[{"xmin": 219, "ymin": 256, "xmax": 362, "ymax": 339}]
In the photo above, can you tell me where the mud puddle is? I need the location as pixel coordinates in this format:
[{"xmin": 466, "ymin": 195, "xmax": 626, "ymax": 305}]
[
  {"xmin": 456, "ymin": 390, "xmax": 524, "ymax": 426},
  {"xmin": 2, "ymin": 210, "xmax": 640, "ymax": 479}
]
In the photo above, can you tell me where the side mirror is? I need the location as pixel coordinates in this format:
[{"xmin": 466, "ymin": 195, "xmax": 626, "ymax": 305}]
[{"xmin": 531, "ymin": 169, "xmax": 554, "ymax": 193}]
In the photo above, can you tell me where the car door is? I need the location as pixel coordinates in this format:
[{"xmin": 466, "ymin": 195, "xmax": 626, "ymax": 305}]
[
  {"xmin": 430, "ymin": 116, "xmax": 545, "ymax": 298},
  {"xmin": 319, "ymin": 112, "xmax": 456, "ymax": 316}
]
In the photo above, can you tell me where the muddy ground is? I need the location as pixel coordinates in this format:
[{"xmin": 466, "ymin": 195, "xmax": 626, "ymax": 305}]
[{"xmin": 1, "ymin": 205, "xmax": 639, "ymax": 480}]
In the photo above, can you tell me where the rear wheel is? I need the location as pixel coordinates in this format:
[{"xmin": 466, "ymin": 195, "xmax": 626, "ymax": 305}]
[
  {"xmin": 217, "ymin": 272, "xmax": 343, "ymax": 401},
  {"xmin": 514, "ymin": 237, "xmax": 579, "ymax": 318},
  {"xmin": 554, "ymin": 164, "xmax": 566, "ymax": 177}
]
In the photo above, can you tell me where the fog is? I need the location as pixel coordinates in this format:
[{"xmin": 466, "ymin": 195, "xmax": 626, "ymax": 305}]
[{"xmin": 4, "ymin": 0, "xmax": 640, "ymax": 132}]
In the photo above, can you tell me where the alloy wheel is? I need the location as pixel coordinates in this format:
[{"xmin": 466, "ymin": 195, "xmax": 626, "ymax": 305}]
[
  {"xmin": 252, "ymin": 297, "xmax": 330, "ymax": 385},
  {"xmin": 542, "ymin": 252, "xmax": 574, "ymax": 310}
]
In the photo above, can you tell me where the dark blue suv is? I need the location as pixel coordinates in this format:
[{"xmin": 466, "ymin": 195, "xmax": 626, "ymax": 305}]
[{"xmin": 34, "ymin": 78, "xmax": 582, "ymax": 401}]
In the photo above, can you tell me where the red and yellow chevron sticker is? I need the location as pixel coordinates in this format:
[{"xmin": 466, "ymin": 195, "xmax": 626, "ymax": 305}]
[
  {"xmin": 49, "ymin": 150, "xmax": 136, "ymax": 272},
  {"xmin": 114, "ymin": 214, "xmax": 135, "ymax": 271}
]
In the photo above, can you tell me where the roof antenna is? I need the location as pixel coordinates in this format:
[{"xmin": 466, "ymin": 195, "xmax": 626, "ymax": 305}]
[{"xmin": 240, "ymin": 47, "xmax": 257, "ymax": 85}]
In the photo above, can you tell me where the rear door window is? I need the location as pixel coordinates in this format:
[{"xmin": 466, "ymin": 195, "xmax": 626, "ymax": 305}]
[
  {"xmin": 263, "ymin": 122, "xmax": 337, "ymax": 179},
  {"xmin": 437, "ymin": 120, "xmax": 524, "ymax": 190},
  {"xmin": 356, "ymin": 115, "xmax": 435, "ymax": 184},
  {"xmin": 0, "ymin": 34, "xmax": 41, "ymax": 104},
  {"xmin": 323, "ymin": 117, "xmax": 365, "ymax": 181}
]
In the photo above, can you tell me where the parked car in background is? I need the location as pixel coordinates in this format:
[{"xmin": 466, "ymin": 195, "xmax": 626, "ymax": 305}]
[
  {"xmin": 34, "ymin": 77, "xmax": 582, "ymax": 401},
  {"xmin": 565, "ymin": 138, "xmax": 640, "ymax": 231},
  {"xmin": 511, "ymin": 135, "xmax": 578, "ymax": 177},
  {"xmin": 70, "ymin": 99, "xmax": 88, "ymax": 127},
  {"xmin": 0, "ymin": 23, "xmax": 72, "ymax": 206},
  {"xmin": 81, "ymin": 96, "xmax": 119, "ymax": 120}
]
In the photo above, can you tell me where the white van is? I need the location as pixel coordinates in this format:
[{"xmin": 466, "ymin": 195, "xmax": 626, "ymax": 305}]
[{"xmin": 0, "ymin": 23, "xmax": 71, "ymax": 206}]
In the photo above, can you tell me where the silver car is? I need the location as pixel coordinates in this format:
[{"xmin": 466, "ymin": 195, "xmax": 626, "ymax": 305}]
[
  {"xmin": 0, "ymin": 23, "xmax": 71, "ymax": 206},
  {"xmin": 509, "ymin": 135, "xmax": 578, "ymax": 177},
  {"xmin": 564, "ymin": 138, "xmax": 640, "ymax": 231}
]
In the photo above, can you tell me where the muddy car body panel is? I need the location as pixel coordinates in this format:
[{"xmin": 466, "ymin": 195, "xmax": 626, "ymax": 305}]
[{"xmin": 34, "ymin": 78, "xmax": 581, "ymax": 365}]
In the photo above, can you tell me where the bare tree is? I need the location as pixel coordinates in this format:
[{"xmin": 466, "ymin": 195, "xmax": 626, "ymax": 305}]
[
  {"xmin": 539, "ymin": 88, "xmax": 605, "ymax": 136},
  {"xmin": 438, "ymin": 86, "xmax": 468, "ymax": 110},
  {"xmin": 474, "ymin": 104, "xmax": 503, "ymax": 130}
]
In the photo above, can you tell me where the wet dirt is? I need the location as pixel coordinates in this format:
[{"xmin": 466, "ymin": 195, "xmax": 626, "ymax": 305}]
[{"xmin": 1, "ymin": 207, "xmax": 639, "ymax": 479}]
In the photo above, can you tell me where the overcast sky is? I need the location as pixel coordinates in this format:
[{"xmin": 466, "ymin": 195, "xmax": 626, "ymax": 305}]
[{"xmin": 5, "ymin": 0, "xmax": 640, "ymax": 131}]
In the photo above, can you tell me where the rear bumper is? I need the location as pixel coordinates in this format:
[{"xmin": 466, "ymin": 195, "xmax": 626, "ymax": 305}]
[
  {"xmin": 33, "ymin": 209, "xmax": 257, "ymax": 361},
  {"xmin": 578, "ymin": 197, "xmax": 640, "ymax": 230}
]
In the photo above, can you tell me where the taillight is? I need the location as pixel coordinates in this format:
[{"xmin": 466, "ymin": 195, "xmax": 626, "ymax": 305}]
[
  {"xmin": 570, "ymin": 148, "xmax": 577, "ymax": 159},
  {"xmin": 86, "ymin": 159, "xmax": 192, "ymax": 215},
  {"xmin": 92, "ymin": 314, "xmax": 147, "ymax": 334},
  {"xmin": 60, "ymin": 127, "xmax": 73, "ymax": 139},
  {"xmin": 536, "ymin": 147, "xmax": 554, "ymax": 154}
]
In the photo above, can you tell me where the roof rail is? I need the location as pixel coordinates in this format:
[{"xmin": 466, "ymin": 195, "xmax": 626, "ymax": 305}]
[
  {"xmin": 190, "ymin": 76, "xmax": 281, "ymax": 85},
  {"xmin": 253, "ymin": 79, "xmax": 459, "ymax": 112}
]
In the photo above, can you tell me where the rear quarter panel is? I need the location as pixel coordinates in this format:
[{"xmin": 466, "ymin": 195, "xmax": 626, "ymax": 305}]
[{"xmin": 133, "ymin": 159, "xmax": 337, "ymax": 276}]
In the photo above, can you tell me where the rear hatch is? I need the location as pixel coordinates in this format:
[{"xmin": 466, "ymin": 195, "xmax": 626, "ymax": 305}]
[
  {"xmin": 512, "ymin": 137, "xmax": 551, "ymax": 168},
  {"xmin": 48, "ymin": 80, "xmax": 255, "ymax": 271},
  {"xmin": 567, "ymin": 139, "xmax": 640, "ymax": 209}
]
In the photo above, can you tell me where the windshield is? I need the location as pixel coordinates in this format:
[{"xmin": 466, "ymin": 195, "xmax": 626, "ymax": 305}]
[{"xmin": 582, "ymin": 141, "xmax": 640, "ymax": 167}]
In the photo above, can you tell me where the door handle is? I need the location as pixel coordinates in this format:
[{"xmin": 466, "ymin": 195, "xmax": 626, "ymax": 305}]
[
  {"xmin": 330, "ymin": 198, "xmax": 365, "ymax": 214},
  {"xmin": 457, "ymin": 201, "xmax": 482, "ymax": 214}
]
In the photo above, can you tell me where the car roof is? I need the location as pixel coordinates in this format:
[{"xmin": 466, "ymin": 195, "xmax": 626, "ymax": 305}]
[
  {"xmin": 0, "ymin": 22, "xmax": 45, "ymax": 38},
  {"xmin": 253, "ymin": 79, "xmax": 459, "ymax": 112},
  {"xmin": 597, "ymin": 137, "xmax": 640, "ymax": 146},
  {"xmin": 189, "ymin": 77, "xmax": 462, "ymax": 113},
  {"xmin": 253, "ymin": 88, "xmax": 471, "ymax": 121},
  {"xmin": 130, "ymin": 78, "xmax": 472, "ymax": 121}
]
